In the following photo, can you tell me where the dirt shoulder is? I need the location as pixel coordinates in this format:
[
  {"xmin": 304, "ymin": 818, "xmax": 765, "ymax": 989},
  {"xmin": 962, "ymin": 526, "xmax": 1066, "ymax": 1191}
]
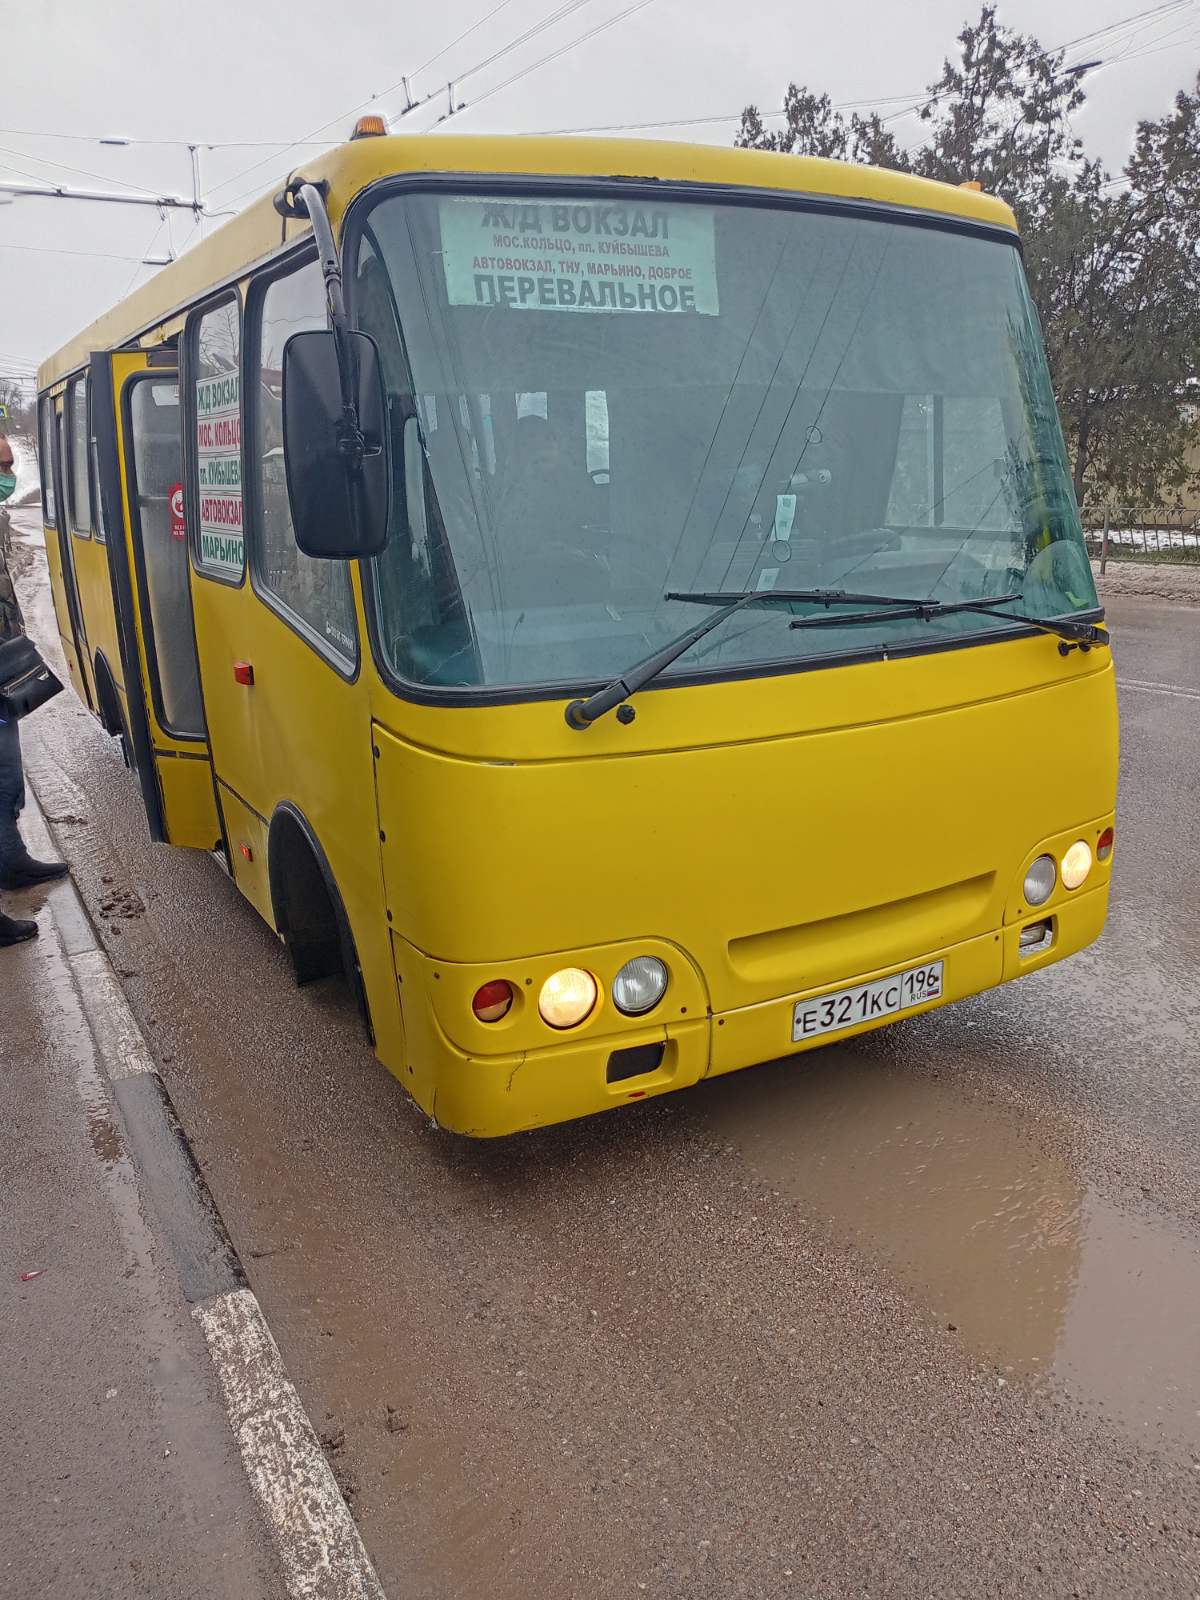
[{"xmin": 1092, "ymin": 557, "xmax": 1200, "ymax": 605}]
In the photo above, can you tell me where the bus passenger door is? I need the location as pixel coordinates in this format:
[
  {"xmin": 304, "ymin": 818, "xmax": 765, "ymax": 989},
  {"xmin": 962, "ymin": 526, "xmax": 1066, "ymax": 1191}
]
[
  {"xmin": 91, "ymin": 349, "xmax": 222, "ymax": 851},
  {"xmin": 45, "ymin": 397, "xmax": 95, "ymax": 710}
]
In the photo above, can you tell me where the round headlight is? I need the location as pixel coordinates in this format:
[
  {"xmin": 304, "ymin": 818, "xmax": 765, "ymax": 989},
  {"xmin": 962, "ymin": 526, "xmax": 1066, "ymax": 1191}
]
[
  {"xmin": 612, "ymin": 955, "xmax": 668, "ymax": 1016},
  {"xmin": 1061, "ymin": 839, "xmax": 1092, "ymax": 891},
  {"xmin": 538, "ymin": 967, "xmax": 597, "ymax": 1029},
  {"xmin": 1023, "ymin": 854, "xmax": 1057, "ymax": 907}
]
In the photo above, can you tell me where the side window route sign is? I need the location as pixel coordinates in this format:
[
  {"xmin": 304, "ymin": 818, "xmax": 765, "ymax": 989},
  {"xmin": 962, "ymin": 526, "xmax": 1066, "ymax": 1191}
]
[
  {"xmin": 195, "ymin": 372, "xmax": 243, "ymax": 574},
  {"xmin": 440, "ymin": 198, "xmax": 719, "ymax": 316}
]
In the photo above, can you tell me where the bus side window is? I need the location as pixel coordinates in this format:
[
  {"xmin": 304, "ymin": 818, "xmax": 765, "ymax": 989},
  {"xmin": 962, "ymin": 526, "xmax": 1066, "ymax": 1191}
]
[
  {"xmin": 128, "ymin": 379, "xmax": 205, "ymax": 736},
  {"xmin": 67, "ymin": 375, "xmax": 92, "ymax": 537},
  {"xmin": 190, "ymin": 296, "xmax": 246, "ymax": 584},
  {"xmin": 250, "ymin": 258, "xmax": 357, "ymax": 667},
  {"xmin": 90, "ymin": 434, "xmax": 107, "ymax": 544},
  {"xmin": 941, "ymin": 396, "xmax": 1009, "ymax": 529},
  {"xmin": 585, "ymin": 390, "xmax": 610, "ymax": 481},
  {"xmin": 886, "ymin": 395, "xmax": 935, "ymax": 527},
  {"xmin": 887, "ymin": 394, "xmax": 1009, "ymax": 532},
  {"xmin": 354, "ymin": 232, "xmax": 477, "ymax": 687},
  {"xmin": 38, "ymin": 395, "xmax": 58, "ymax": 527}
]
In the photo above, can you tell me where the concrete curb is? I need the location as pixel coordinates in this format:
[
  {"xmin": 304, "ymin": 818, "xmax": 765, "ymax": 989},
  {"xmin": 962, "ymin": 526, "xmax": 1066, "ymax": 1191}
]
[{"xmin": 22, "ymin": 783, "xmax": 387, "ymax": 1600}]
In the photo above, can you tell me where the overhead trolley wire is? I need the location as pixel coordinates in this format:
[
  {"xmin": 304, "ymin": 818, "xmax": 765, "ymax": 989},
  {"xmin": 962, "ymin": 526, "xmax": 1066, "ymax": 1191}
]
[
  {"xmin": 0, "ymin": 241, "xmax": 156, "ymax": 263},
  {"xmin": 527, "ymin": 0, "xmax": 1196, "ymax": 139},
  {"xmin": 434, "ymin": 0, "xmax": 661, "ymax": 124},
  {"xmin": 4, "ymin": 0, "xmax": 1185, "ymax": 223},
  {"xmin": 208, "ymin": 0, "xmax": 603, "ymax": 208},
  {"xmin": 2, "ymin": 0, "xmax": 1185, "ymax": 205},
  {"xmin": 408, "ymin": 0, "xmax": 523, "ymax": 77},
  {"xmin": 0, "ymin": 139, "xmax": 164, "ymax": 197}
]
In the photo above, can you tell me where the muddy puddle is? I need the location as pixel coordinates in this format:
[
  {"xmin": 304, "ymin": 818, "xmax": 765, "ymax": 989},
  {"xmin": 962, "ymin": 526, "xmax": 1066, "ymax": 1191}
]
[
  {"xmin": 703, "ymin": 1046, "xmax": 1200, "ymax": 1458},
  {"xmin": 87, "ymin": 1106, "xmax": 125, "ymax": 1166}
]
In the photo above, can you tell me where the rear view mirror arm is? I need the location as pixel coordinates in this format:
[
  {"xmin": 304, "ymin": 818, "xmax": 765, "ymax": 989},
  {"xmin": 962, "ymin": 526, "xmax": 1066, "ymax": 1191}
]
[{"xmin": 278, "ymin": 179, "xmax": 366, "ymax": 479}]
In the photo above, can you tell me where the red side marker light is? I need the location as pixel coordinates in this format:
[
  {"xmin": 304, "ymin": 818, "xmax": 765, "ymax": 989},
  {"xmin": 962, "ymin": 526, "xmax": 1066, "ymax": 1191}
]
[
  {"xmin": 234, "ymin": 661, "xmax": 254, "ymax": 686},
  {"xmin": 1097, "ymin": 826, "xmax": 1114, "ymax": 861},
  {"xmin": 239, "ymin": 843, "xmax": 253, "ymax": 862},
  {"xmin": 472, "ymin": 979, "xmax": 514, "ymax": 1023}
]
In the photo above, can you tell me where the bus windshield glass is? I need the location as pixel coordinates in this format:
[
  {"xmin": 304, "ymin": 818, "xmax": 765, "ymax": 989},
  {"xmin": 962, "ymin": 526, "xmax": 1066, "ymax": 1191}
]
[{"xmin": 353, "ymin": 189, "xmax": 1097, "ymax": 693}]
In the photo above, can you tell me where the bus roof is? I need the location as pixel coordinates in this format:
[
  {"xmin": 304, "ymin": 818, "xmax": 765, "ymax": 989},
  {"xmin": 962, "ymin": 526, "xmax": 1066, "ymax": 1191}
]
[{"xmin": 38, "ymin": 134, "xmax": 1017, "ymax": 390}]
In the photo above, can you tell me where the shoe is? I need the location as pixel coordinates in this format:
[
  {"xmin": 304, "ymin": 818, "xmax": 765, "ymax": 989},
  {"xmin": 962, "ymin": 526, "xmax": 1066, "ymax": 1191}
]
[
  {"xmin": 0, "ymin": 911, "xmax": 38, "ymax": 946},
  {"xmin": 0, "ymin": 858, "xmax": 70, "ymax": 890}
]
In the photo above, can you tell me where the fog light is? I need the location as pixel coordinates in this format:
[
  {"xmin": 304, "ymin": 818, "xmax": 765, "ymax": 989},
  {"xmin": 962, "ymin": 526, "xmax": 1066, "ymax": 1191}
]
[
  {"xmin": 472, "ymin": 979, "xmax": 513, "ymax": 1023},
  {"xmin": 1061, "ymin": 839, "xmax": 1092, "ymax": 890},
  {"xmin": 1097, "ymin": 825, "xmax": 1114, "ymax": 862},
  {"xmin": 538, "ymin": 967, "xmax": 597, "ymax": 1028},
  {"xmin": 612, "ymin": 955, "xmax": 668, "ymax": 1016},
  {"xmin": 1023, "ymin": 854, "xmax": 1056, "ymax": 906}
]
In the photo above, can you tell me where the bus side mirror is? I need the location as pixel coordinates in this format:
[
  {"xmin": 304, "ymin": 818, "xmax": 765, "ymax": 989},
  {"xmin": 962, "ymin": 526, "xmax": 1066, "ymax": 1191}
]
[{"xmin": 282, "ymin": 328, "xmax": 390, "ymax": 559}]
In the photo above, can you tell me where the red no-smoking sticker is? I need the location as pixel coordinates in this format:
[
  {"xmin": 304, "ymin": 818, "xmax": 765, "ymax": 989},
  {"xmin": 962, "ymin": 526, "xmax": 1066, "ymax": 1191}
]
[{"xmin": 169, "ymin": 483, "xmax": 185, "ymax": 540}]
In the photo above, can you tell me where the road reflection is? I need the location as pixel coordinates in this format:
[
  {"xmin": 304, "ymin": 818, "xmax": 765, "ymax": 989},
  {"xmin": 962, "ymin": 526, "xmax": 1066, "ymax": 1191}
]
[{"xmin": 701, "ymin": 1037, "xmax": 1200, "ymax": 1458}]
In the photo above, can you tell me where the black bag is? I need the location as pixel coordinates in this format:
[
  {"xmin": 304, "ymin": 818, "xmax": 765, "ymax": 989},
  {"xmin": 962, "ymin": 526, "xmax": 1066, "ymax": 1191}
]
[{"xmin": 0, "ymin": 634, "xmax": 63, "ymax": 720}]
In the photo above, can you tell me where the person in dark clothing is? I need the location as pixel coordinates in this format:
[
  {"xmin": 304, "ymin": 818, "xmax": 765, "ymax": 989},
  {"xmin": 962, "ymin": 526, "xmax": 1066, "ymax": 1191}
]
[{"xmin": 0, "ymin": 436, "xmax": 68, "ymax": 947}]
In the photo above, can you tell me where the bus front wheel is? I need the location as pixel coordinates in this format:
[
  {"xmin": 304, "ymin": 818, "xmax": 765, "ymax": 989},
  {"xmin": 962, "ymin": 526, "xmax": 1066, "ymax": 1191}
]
[{"xmin": 267, "ymin": 806, "xmax": 372, "ymax": 1040}]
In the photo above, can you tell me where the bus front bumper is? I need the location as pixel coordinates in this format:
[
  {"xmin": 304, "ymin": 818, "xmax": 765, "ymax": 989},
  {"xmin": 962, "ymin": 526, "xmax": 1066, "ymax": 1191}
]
[{"xmin": 401, "ymin": 882, "xmax": 1110, "ymax": 1138}]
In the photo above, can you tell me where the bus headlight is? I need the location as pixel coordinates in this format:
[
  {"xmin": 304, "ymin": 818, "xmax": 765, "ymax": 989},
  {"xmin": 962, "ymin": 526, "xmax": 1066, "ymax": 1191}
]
[
  {"xmin": 1023, "ymin": 854, "xmax": 1056, "ymax": 906},
  {"xmin": 1061, "ymin": 840, "xmax": 1093, "ymax": 890},
  {"xmin": 539, "ymin": 967, "xmax": 597, "ymax": 1029},
  {"xmin": 612, "ymin": 956, "xmax": 668, "ymax": 1016}
]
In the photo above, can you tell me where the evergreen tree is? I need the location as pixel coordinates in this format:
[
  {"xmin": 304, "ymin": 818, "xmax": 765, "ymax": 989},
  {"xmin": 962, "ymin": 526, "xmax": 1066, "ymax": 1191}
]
[{"xmin": 736, "ymin": 9, "xmax": 1200, "ymax": 506}]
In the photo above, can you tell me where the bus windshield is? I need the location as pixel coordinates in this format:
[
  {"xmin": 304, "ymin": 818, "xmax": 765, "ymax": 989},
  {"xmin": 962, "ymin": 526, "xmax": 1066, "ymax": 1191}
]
[{"xmin": 353, "ymin": 189, "xmax": 1097, "ymax": 694}]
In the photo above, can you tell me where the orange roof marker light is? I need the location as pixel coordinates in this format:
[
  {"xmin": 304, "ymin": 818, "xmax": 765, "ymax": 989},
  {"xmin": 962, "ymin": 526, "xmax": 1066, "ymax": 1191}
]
[
  {"xmin": 352, "ymin": 114, "xmax": 388, "ymax": 140},
  {"xmin": 959, "ymin": 179, "xmax": 983, "ymax": 191}
]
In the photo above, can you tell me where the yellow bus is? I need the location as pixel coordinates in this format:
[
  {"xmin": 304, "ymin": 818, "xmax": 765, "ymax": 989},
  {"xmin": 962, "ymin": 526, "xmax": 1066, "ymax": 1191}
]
[{"xmin": 37, "ymin": 128, "xmax": 1117, "ymax": 1136}]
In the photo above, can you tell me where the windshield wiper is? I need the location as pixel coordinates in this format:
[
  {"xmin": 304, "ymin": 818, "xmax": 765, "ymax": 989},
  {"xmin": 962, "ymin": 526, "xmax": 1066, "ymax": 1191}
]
[
  {"xmin": 775, "ymin": 589, "xmax": 1109, "ymax": 651},
  {"xmin": 669, "ymin": 586, "xmax": 974, "ymax": 610},
  {"xmin": 564, "ymin": 589, "xmax": 808, "ymax": 729},
  {"xmin": 563, "ymin": 585, "xmax": 1108, "ymax": 731},
  {"xmin": 671, "ymin": 585, "xmax": 1107, "ymax": 650}
]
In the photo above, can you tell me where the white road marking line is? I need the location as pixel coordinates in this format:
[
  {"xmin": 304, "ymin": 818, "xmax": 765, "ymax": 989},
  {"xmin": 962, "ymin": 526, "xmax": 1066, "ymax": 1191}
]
[
  {"xmin": 71, "ymin": 948, "xmax": 159, "ymax": 1079},
  {"xmin": 194, "ymin": 1290, "xmax": 386, "ymax": 1600},
  {"xmin": 1119, "ymin": 678, "xmax": 1200, "ymax": 701}
]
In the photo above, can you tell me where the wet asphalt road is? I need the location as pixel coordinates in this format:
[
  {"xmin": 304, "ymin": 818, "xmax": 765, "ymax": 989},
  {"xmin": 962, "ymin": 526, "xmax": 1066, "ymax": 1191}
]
[{"xmin": 13, "ymin": 518, "xmax": 1200, "ymax": 1598}]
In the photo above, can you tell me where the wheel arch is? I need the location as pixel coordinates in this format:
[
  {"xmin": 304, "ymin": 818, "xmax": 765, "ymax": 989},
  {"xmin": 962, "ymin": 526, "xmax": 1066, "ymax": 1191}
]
[
  {"xmin": 266, "ymin": 802, "xmax": 371, "ymax": 1036},
  {"xmin": 92, "ymin": 649, "xmax": 124, "ymax": 739}
]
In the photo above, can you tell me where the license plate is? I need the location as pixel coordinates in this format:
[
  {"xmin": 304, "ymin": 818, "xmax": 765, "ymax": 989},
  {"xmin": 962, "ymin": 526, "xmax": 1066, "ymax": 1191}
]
[{"xmin": 791, "ymin": 960, "xmax": 944, "ymax": 1043}]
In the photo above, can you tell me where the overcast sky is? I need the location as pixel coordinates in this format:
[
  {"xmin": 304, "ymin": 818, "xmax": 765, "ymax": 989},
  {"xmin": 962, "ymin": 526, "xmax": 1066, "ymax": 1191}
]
[{"xmin": 4, "ymin": 0, "xmax": 1197, "ymax": 388}]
